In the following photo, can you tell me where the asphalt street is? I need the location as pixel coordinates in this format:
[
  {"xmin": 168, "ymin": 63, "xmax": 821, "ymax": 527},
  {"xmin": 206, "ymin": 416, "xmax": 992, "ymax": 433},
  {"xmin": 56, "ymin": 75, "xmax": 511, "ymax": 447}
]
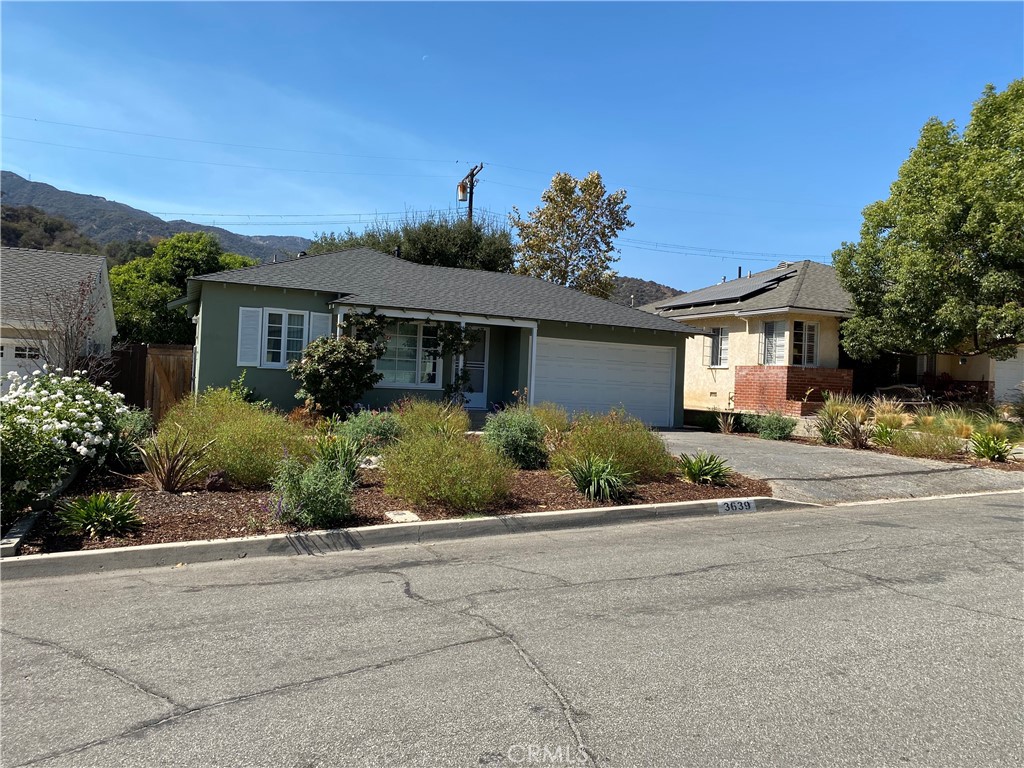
[
  {"xmin": 659, "ymin": 431, "xmax": 1024, "ymax": 504},
  {"xmin": 2, "ymin": 491, "xmax": 1022, "ymax": 767}
]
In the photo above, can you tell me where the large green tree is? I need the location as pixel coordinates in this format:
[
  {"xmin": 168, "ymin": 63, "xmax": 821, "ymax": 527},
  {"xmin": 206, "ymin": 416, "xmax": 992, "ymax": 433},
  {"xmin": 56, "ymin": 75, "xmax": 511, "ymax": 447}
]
[
  {"xmin": 834, "ymin": 80, "xmax": 1024, "ymax": 361},
  {"xmin": 509, "ymin": 171, "xmax": 634, "ymax": 299},
  {"xmin": 110, "ymin": 231, "xmax": 258, "ymax": 344},
  {"xmin": 308, "ymin": 212, "xmax": 514, "ymax": 272}
]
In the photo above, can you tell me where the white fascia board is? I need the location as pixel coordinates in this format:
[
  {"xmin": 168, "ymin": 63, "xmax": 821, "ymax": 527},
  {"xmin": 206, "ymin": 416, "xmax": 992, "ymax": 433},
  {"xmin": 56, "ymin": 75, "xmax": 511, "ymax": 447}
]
[
  {"xmin": 330, "ymin": 304, "xmax": 538, "ymax": 330},
  {"xmin": 735, "ymin": 307, "xmax": 852, "ymax": 318}
]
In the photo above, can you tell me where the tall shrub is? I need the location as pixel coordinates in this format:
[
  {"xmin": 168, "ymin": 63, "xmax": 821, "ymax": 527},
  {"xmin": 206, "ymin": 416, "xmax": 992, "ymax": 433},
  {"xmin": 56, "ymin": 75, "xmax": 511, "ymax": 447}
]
[
  {"xmin": 483, "ymin": 406, "xmax": 548, "ymax": 469},
  {"xmin": 159, "ymin": 389, "xmax": 311, "ymax": 487},
  {"xmin": 1, "ymin": 368, "xmax": 127, "ymax": 519},
  {"xmin": 288, "ymin": 336, "xmax": 383, "ymax": 417}
]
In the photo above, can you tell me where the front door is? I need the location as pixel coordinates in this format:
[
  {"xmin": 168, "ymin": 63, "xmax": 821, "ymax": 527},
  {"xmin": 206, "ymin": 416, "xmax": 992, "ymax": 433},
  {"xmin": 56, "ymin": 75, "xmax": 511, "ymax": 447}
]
[{"xmin": 462, "ymin": 327, "xmax": 489, "ymax": 410}]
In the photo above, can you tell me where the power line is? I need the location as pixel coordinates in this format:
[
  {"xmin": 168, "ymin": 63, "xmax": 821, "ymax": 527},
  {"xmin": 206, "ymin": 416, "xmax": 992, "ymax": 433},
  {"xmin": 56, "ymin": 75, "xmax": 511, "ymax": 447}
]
[
  {"xmin": 619, "ymin": 237, "xmax": 826, "ymax": 260},
  {"xmin": 1, "ymin": 113, "xmax": 465, "ymax": 165},
  {"xmin": 2, "ymin": 137, "xmax": 454, "ymax": 179},
  {"xmin": 4, "ymin": 113, "xmax": 852, "ymax": 209}
]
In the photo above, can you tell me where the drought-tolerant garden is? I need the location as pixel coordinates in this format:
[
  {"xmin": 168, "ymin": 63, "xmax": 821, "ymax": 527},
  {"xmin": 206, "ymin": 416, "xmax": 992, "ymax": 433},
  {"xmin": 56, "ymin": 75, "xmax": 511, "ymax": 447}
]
[
  {"xmin": 1, "ymin": 368, "xmax": 768, "ymax": 556},
  {"xmin": 697, "ymin": 392, "xmax": 1024, "ymax": 466}
]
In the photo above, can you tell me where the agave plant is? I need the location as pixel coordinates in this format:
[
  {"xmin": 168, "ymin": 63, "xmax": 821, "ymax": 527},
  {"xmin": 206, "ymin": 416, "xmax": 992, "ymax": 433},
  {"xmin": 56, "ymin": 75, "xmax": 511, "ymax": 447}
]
[{"xmin": 136, "ymin": 428, "xmax": 214, "ymax": 492}]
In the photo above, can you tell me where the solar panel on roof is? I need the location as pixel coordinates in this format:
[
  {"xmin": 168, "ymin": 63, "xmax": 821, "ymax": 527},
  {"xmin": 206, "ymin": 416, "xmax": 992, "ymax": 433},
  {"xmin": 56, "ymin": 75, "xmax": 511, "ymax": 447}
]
[{"xmin": 655, "ymin": 270, "xmax": 796, "ymax": 310}]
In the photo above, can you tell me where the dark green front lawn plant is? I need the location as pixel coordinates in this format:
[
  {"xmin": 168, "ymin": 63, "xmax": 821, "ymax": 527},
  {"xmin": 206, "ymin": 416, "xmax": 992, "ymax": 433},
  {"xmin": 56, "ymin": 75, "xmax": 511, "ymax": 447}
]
[
  {"xmin": 562, "ymin": 456, "xmax": 635, "ymax": 502},
  {"xmin": 678, "ymin": 451, "xmax": 732, "ymax": 486},
  {"xmin": 56, "ymin": 492, "xmax": 143, "ymax": 539}
]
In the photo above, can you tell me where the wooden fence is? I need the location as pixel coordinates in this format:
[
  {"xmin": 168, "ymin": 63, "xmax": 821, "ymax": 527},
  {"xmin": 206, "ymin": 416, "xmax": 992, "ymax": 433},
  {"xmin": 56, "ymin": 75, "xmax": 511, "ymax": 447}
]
[{"xmin": 110, "ymin": 344, "xmax": 194, "ymax": 422}]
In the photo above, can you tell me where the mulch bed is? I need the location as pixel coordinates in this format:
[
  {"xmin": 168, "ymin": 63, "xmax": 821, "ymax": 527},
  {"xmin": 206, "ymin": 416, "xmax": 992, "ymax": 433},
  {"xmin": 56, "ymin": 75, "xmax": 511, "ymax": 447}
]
[{"xmin": 18, "ymin": 468, "xmax": 772, "ymax": 556}]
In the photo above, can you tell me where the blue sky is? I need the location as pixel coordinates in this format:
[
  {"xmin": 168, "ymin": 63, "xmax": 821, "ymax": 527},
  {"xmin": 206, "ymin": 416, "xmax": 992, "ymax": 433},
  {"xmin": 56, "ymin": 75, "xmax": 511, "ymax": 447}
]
[{"xmin": 2, "ymin": 2, "xmax": 1021, "ymax": 292}]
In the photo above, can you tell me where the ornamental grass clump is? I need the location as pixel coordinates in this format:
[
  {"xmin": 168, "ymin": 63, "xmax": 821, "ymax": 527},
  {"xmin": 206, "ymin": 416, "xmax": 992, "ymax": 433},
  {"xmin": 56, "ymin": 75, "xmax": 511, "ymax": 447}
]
[
  {"xmin": 562, "ymin": 456, "xmax": 635, "ymax": 502},
  {"xmin": 383, "ymin": 431, "xmax": 513, "ymax": 513},
  {"xmin": 483, "ymin": 406, "xmax": 548, "ymax": 469},
  {"xmin": 1, "ymin": 368, "xmax": 127, "ymax": 520},
  {"xmin": 678, "ymin": 451, "xmax": 733, "ymax": 486},
  {"xmin": 56, "ymin": 492, "xmax": 143, "ymax": 540},
  {"xmin": 551, "ymin": 409, "xmax": 676, "ymax": 482},
  {"xmin": 393, "ymin": 398, "xmax": 470, "ymax": 439},
  {"xmin": 137, "ymin": 428, "xmax": 213, "ymax": 492},
  {"xmin": 889, "ymin": 430, "xmax": 962, "ymax": 459},
  {"xmin": 159, "ymin": 389, "xmax": 311, "ymax": 488}
]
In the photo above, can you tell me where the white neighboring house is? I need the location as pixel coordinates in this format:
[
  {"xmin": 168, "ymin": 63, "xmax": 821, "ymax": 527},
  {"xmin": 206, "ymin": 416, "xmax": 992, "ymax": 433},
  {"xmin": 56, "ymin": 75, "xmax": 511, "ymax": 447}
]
[{"xmin": 0, "ymin": 247, "xmax": 117, "ymax": 384}]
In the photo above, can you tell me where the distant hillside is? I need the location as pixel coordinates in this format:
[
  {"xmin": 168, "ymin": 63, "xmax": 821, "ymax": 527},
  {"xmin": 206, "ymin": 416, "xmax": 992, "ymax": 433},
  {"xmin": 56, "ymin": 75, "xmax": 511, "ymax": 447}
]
[
  {"xmin": 609, "ymin": 275, "xmax": 682, "ymax": 308},
  {"xmin": 0, "ymin": 205, "xmax": 104, "ymax": 255},
  {"xmin": 0, "ymin": 171, "xmax": 310, "ymax": 261}
]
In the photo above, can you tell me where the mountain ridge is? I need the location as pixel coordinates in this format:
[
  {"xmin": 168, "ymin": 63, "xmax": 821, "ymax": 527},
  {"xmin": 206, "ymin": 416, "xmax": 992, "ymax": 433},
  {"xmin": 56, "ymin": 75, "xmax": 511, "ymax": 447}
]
[{"xmin": 0, "ymin": 170, "xmax": 682, "ymax": 306}]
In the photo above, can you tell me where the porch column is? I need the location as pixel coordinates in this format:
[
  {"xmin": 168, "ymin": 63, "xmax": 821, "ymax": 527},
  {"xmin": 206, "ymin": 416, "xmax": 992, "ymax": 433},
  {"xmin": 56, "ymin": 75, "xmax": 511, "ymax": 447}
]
[
  {"xmin": 528, "ymin": 325, "xmax": 537, "ymax": 405},
  {"xmin": 457, "ymin": 321, "xmax": 466, "ymax": 389}
]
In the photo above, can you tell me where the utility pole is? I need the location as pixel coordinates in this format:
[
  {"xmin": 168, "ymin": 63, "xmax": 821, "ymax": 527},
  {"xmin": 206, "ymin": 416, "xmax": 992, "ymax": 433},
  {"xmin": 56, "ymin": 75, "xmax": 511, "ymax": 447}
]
[{"xmin": 457, "ymin": 163, "xmax": 484, "ymax": 224}]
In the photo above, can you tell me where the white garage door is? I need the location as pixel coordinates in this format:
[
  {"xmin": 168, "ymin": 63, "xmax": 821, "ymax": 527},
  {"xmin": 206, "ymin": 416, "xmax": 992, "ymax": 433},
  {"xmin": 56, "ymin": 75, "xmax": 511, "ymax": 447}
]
[
  {"xmin": 993, "ymin": 347, "xmax": 1024, "ymax": 403},
  {"xmin": 534, "ymin": 337, "xmax": 675, "ymax": 427}
]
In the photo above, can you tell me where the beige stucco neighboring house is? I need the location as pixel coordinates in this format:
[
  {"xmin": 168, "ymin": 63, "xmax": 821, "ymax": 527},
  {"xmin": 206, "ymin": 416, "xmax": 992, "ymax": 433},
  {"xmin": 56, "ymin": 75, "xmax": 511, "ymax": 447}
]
[
  {"xmin": 641, "ymin": 261, "xmax": 855, "ymax": 417},
  {"xmin": 0, "ymin": 247, "xmax": 117, "ymax": 382}
]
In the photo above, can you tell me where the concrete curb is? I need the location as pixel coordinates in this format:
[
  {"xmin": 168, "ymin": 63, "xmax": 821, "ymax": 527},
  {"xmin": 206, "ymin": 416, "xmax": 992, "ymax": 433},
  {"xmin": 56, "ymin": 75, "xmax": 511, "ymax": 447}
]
[
  {"xmin": 0, "ymin": 511, "xmax": 44, "ymax": 558},
  {"xmin": 0, "ymin": 496, "xmax": 816, "ymax": 580}
]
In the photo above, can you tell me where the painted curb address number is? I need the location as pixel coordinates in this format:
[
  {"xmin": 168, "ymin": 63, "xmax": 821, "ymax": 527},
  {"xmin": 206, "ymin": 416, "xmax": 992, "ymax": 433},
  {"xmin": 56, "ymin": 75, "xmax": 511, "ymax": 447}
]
[{"xmin": 717, "ymin": 499, "xmax": 757, "ymax": 515}]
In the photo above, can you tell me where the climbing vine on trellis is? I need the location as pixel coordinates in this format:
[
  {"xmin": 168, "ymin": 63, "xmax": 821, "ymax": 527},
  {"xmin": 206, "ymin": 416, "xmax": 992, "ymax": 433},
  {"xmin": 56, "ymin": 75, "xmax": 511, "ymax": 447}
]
[{"xmin": 341, "ymin": 309, "xmax": 484, "ymax": 404}]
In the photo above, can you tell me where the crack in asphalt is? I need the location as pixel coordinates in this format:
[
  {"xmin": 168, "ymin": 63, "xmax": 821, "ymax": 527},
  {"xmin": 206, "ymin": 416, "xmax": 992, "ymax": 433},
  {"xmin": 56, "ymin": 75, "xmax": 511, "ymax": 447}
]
[
  {"xmin": 0, "ymin": 628, "xmax": 180, "ymax": 710},
  {"xmin": 10, "ymin": 635, "xmax": 502, "ymax": 768},
  {"xmin": 387, "ymin": 570, "xmax": 598, "ymax": 767},
  {"xmin": 811, "ymin": 560, "xmax": 1024, "ymax": 624}
]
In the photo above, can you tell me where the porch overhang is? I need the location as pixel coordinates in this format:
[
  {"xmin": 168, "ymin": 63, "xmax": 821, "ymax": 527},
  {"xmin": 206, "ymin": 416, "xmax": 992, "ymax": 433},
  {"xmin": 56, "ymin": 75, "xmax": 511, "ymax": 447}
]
[{"xmin": 328, "ymin": 303, "xmax": 539, "ymax": 330}]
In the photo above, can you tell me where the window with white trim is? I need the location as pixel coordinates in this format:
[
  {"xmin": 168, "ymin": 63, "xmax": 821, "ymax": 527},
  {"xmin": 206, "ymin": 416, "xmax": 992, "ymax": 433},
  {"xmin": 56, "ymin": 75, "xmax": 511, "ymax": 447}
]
[
  {"xmin": 375, "ymin": 321, "xmax": 442, "ymax": 388},
  {"xmin": 709, "ymin": 327, "xmax": 729, "ymax": 367},
  {"xmin": 14, "ymin": 345, "xmax": 42, "ymax": 359},
  {"xmin": 792, "ymin": 321, "xmax": 818, "ymax": 367},
  {"xmin": 236, "ymin": 307, "xmax": 333, "ymax": 369},
  {"xmin": 760, "ymin": 321, "xmax": 786, "ymax": 365}
]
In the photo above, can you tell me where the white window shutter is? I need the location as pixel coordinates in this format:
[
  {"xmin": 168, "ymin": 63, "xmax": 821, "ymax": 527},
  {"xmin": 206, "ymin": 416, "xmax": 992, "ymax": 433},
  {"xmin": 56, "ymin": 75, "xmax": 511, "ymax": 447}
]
[
  {"xmin": 237, "ymin": 307, "xmax": 262, "ymax": 367},
  {"xmin": 309, "ymin": 312, "xmax": 333, "ymax": 343},
  {"xmin": 702, "ymin": 333, "xmax": 711, "ymax": 367},
  {"xmin": 720, "ymin": 330, "xmax": 729, "ymax": 366},
  {"xmin": 758, "ymin": 326, "xmax": 765, "ymax": 365}
]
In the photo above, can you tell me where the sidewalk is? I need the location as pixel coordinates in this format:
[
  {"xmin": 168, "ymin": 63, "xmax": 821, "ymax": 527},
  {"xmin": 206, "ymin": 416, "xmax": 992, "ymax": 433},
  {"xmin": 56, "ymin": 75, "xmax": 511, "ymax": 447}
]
[{"xmin": 659, "ymin": 431, "xmax": 1023, "ymax": 504}]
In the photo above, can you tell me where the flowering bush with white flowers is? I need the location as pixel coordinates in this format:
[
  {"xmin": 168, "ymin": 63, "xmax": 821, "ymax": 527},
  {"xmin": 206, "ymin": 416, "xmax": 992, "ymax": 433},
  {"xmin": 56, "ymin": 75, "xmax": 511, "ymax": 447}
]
[{"xmin": 1, "ymin": 367, "xmax": 127, "ymax": 521}]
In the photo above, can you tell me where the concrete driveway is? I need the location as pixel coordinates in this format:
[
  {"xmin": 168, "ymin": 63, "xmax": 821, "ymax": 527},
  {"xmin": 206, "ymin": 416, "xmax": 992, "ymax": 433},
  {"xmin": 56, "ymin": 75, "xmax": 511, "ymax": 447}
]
[{"xmin": 660, "ymin": 431, "xmax": 1023, "ymax": 504}]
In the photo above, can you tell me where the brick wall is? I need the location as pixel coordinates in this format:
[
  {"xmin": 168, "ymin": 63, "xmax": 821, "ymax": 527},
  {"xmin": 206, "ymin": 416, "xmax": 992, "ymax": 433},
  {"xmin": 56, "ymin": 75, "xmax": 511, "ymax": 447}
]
[{"xmin": 734, "ymin": 366, "xmax": 853, "ymax": 417}]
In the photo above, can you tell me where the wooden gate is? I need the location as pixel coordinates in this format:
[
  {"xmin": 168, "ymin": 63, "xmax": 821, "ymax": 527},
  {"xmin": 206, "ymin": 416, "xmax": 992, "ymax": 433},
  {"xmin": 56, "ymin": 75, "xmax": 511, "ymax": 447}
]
[{"xmin": 145, "ymin": 345, "xmax": 194, "ymax": 422}]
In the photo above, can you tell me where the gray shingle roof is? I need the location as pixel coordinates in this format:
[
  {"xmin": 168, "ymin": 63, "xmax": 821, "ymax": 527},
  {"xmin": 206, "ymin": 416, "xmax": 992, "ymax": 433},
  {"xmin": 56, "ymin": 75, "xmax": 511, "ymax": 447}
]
[
  {"xmin": 641, "ymin": 260, "xmax": 852, "ymax": 319},
  {"xmin": 188, "ymin": 248, "xmax": 700, "ymax": 334},
  {"xmin": 1, "ymin": 246, "xmax": 107, "ymax": 324}
]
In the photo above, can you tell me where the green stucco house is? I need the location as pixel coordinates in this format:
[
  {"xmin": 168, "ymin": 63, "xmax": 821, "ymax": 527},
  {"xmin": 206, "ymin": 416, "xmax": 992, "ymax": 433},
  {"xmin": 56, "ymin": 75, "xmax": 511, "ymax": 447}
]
[{"xmin": 172, "ymin": 248, "xmax": 701, "ymax": 427}]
